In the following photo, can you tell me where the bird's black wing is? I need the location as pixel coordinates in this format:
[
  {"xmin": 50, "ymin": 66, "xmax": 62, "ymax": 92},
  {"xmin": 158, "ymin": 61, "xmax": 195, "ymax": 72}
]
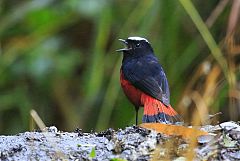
[{"xmin": 122, "ymin": 55, "xmax": 170, "ymax": 105}]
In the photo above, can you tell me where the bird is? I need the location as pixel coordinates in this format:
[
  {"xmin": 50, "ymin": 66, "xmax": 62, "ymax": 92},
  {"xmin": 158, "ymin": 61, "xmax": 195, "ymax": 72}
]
[{"xmin": 116, "ymin": 36, "xmax": 183, "ymax": 125}]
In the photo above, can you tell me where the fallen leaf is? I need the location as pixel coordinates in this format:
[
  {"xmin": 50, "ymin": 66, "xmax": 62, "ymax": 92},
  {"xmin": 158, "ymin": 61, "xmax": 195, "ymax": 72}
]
[
  {"xmin": 222, "ymin": 134, "xmax": 237, "ymax": 148},
  {"xmin": 140, "ymin": 123, "xmax": 208, "ymax": 140}
]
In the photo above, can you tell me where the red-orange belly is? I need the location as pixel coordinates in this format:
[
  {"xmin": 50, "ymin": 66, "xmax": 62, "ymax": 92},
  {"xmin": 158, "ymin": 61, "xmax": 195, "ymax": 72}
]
[
  {"xmin": 120, "ymin": 71, "xmax": 143, "ymax": 107},
  {"xmin": 120, "ymin": 70, "xmax": 182, "ymax": 123}
]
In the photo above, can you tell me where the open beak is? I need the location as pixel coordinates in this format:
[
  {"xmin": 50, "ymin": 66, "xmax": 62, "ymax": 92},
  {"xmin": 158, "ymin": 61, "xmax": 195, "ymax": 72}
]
[{"xmin": 116, "ymin": 39, "xmax": 131, "ymax": 52}]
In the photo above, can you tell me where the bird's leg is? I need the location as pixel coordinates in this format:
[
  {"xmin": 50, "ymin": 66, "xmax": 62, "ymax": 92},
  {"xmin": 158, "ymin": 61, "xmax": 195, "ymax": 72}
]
[{"xmin": 135, "ymin": 106, "xmax": 139, "ymax": 125}]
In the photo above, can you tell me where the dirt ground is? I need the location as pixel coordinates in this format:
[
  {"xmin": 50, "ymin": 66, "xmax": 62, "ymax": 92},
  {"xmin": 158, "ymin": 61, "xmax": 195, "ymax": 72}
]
[{"xmin": 0, "ymin": 121, "xmax": 239, "ymax": 161}]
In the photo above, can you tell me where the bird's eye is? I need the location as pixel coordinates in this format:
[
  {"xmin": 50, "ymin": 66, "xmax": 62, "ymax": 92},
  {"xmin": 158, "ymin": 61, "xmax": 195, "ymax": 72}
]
[{"xmin": 135, "ymin": 43, "xmax": 140, "ymax": 48}]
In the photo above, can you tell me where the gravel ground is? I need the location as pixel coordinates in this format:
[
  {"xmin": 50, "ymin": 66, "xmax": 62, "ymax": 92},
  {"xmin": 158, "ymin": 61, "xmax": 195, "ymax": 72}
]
[{"xmin": 0, "ymin": 122, "xmax": 239, "ymax": 161}]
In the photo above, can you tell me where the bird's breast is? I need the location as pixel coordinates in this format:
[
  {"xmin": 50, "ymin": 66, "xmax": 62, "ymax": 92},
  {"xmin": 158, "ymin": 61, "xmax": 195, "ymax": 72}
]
[{"xmin": 120, "ymin": 70, "xmax": 142, "ymax": 107}]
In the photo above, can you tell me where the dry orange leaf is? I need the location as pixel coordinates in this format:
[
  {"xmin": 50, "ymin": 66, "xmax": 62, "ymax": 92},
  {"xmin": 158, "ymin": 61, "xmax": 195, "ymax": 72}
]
[{"xmin": 140, "ymin": 123, "xmax": 208, "ymax": 140}]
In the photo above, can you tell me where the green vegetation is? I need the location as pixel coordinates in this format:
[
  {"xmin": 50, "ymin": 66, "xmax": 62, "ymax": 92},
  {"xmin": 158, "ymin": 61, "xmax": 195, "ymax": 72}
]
[
  {"xmin": 0, "ymin": 0, "xmax": 239, "ymax": 134},
  {"xmin": 89, "ymin": 146, "xmax": 96, "ymax": 158}
]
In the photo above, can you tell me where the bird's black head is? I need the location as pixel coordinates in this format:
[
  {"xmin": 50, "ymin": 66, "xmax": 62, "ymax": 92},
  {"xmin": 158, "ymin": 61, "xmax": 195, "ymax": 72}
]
[{"xmin": 116, "ymin": 37, "xmax": 154, "ymax": 58}]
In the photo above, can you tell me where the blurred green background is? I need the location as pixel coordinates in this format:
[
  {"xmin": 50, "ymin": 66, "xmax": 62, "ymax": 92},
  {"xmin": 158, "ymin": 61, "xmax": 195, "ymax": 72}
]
[{"xmin": 1, "ymin": 0, "xmax": 240, "ymax": 134}]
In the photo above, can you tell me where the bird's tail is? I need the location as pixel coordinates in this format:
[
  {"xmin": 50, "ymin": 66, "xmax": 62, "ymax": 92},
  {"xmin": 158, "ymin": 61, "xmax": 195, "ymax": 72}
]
[{"xmin": 141, "ymin": 95, "xmax": 183, "ymax": 124}]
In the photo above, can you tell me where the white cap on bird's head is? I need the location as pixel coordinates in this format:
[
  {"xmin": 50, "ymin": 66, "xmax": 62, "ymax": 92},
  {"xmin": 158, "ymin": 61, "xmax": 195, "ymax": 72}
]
[
  {"xmin": 127, "ymin": 36, "xmax": 149, "ymax": 43},
  {"xmin": 116, "ymin": 36, "xmax": 152, "ymax": 53}
]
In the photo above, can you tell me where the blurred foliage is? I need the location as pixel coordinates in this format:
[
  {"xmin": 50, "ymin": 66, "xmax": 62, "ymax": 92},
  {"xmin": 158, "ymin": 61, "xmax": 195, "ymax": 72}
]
[{"xmin": 0, "ymin": 0, "xmax": 239, "ymax": 134}]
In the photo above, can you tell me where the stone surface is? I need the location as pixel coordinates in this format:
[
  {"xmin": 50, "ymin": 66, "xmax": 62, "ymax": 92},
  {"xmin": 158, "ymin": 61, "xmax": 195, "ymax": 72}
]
[{"xmin": 0, "ymin": 122, "xmax": 239, "ymax": 161}]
